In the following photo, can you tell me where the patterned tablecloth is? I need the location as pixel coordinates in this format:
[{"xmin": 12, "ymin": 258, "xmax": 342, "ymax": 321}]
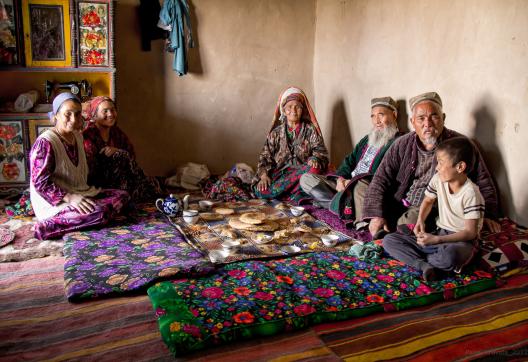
[{"xmin": 168, "ymin": 199, "xmax": 362, "ymax": 264}]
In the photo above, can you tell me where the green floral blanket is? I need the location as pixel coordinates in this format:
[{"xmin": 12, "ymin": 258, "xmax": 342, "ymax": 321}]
[{"xmin": 148, "ymin": 251, "xmax": 497, "ymax": 357}]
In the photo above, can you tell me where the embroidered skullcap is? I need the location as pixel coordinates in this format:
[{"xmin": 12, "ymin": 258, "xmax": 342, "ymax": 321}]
[
  {"xmin": 87, "ymin": 96, "xmax": 113, "ymax": 122},
  {"xmin": 409, "ymin": 92, "xmax": 443, "ymax": 110},
  {"xmin": 48, "ymin": 92, "xmax": 80, "ymax": 120},
  {"xmin": 371, "ymin": 97, "xmax": 398, "ymax": 112}
]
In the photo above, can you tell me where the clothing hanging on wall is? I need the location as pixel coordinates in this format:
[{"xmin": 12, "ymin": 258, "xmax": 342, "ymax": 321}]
[
  {"xmin": 158, "ymin": 0, "xmax": 194, "ymax": 76},
  {"xmin": 138, "ymin": 0, "xmax": 166, "ymax": 51}
]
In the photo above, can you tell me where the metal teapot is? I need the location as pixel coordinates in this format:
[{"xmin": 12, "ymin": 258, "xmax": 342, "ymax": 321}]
[{"xmin": 155, "ymin": 194, "xmax": 190, "ymax": 217}]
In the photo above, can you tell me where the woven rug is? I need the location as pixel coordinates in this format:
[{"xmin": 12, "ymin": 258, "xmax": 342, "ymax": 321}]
[
  {"xmin": 0, "ymin": 256, "xmax": 171, "ymax": 362},
  {"xmin": 314, "ymin": 273, "xmax": 528, "ymax": 361}
]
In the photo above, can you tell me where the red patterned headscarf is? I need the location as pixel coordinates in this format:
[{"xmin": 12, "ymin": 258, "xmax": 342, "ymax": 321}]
[
  {"xmin": 86, "ymin": 96, "xmax": 114, "ymax": 122},
  {"xmin": 269, "ymin": 87, "xmax": 321, "ymax": 135}
]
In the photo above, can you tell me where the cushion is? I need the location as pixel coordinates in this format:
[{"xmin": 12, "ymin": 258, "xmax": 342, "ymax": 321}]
[
  {"xmin": 63, "ymin": 204, "xmax": 214, "ymax": 301},
  {"xmin": 148, "ymin": 251, "xmax": 497, "ymax": 357},
  {"xmin": 480, "ymin": 218, "xmax": 528, "ymax": 273}
]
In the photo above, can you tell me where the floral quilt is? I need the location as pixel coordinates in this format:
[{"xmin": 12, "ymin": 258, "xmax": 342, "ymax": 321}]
[
  {"xmin": 148, "ymin": 251, "xmax": 497, "ymax": 357},
  {"xmin": 63, "ymin": 204, "xmax": 214, "ymax": 301}
]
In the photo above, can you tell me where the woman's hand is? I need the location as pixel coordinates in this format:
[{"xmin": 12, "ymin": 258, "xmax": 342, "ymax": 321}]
[
  {"xmin": 64, "ymin": 193, "xmax": 96, "ymax": 214},
  {"xmin": 335, "ymin": 177, "xmax": 351, "ymax": 192},
  {"xmin": 307, "ymin": 158, "xmax": 320, "ymax": 170},
  {"xmin": 257, "ymin": 174, "xmax": 271, "ymax": 192},
  {"xmin": 100, "ymin": 146, "xmax": 119, "ymax": 157}
]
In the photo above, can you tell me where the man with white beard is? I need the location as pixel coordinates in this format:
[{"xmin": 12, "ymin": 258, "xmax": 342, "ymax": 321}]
[
  {"xmin": 300, "ymin": 97, "xmax": 401, "ymax": 228},
  {"xmin": 364, "ymin": 92, "xmax": 501, "ymax": 240}
]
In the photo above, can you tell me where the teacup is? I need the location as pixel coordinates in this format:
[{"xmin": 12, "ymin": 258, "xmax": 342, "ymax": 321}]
[
  {"xmin": 321, "ymin": 233, "xmax": 339, "ymax": 247},
  {"xmin": 290, "ymin": 206, "xmax": 305, "ymax": 217},
  {"xmin": 199, "ymin": 200, "xmax": 213, "ymax": 211},
  {"xmin": 182, "ymin": 210, "xmax": 199, "ymax": 224}
]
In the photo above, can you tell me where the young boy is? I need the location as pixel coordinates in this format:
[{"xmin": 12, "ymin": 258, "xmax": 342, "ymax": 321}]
[{"xmin": 382, "ymin": 137, "xmax": 485, "ymax": 282}]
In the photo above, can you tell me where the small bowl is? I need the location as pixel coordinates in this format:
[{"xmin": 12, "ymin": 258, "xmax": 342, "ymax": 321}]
[
  {"xmin": 321, "ymin": 233, "xmax": 339, "ymax": 247},
  {"xmin": 290, "ymin": 206, "xmax": 305, "ymax": 217},
  {"xmin": 221, "ymin": 239, "xmax": 241, "ymax": 250},
  {"xmin": 199, "ymin": 200, "xmax": 213, "ymax": 211},
  {"xmin": 183, "ymin": 210, "xmax": 199, "ymax": 224},
  {"xmin": 254, "ymin": 233, "xmax": 273, "ymax": 244},
  {"xmin": 281, "ymin": 245, "xmax": 301, "ymax": 254},
  {"xmin": 208, "ymin": 249, "xmax": 231, "ymax": 263}
]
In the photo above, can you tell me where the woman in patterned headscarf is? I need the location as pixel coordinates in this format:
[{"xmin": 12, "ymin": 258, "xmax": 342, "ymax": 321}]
[
  {"xmin": 253, "ymin": 87, "xmax": 329, "ymax": 203},
  {"xmin": 30, "ymin": 93, "xmax": 129, "ymax": 239},
  {"xmin": 82, "ymin": 96, "xmax": 162, "ymax": 201}
]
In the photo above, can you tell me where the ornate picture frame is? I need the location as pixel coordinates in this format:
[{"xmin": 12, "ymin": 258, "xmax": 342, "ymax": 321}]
[
  {"xmin": 0, "ymin": 0, "xmax": 24, "ymax": 66},
  {"xmin": 21, "ymin": 0, "xmax": 72, "ymax": 67},
  {"xmin": 0, "ymin": 120, "xmax": 28, "ymax": 185},
  {"xmin": 77, "ymin": 1, "xmax": 110, "ymax": 67},
  {"xmin": 28, "ymin": 119, "xmax": 53, "ymax": 146}
]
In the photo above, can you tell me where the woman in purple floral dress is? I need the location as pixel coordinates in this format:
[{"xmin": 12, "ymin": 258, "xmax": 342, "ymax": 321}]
[
  {"xmin": 83, "ymin": 96, "xmax": 162, "ymax": 201},
  {"xmin": 30, "ymin": 93, "xmax": 129, "ymax": 240}
]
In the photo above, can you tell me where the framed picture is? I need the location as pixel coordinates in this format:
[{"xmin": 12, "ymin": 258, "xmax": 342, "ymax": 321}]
[
  {"xmin": 28, "ymin": 119, "xmax": 53, "ymax": 146},
  {"xmin": 0, "ymin": 0, "xmax": 23, "ymax": 65},
  {"xmin": 78, "ymin": 1, "xmax": 109, "ymax": 67},
  {"xmin": 0, "ymin": 120, "xmax": 28, "ymax": 185},
  {"xmin": 21, "ymin": 0, "xmax": 72, "ymax": 67}
]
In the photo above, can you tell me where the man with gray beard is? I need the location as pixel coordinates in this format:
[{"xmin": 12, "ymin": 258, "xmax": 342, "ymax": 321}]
[
  {"xmin": 300, "ymin": 97, "xmax": 401, "ymax": 228},
  {"xmin": 364, "ymin": 92, "xmax": 501, "ymax": 239}
]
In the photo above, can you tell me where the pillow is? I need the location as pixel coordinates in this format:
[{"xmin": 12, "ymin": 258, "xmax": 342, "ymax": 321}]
[
  {"xmin": 480, "ymin": 218, "xmax": 528, "ymax": 273},
  {"xmin": 148, "ymin": 251, "xmax": 496, "ymax": 357}
]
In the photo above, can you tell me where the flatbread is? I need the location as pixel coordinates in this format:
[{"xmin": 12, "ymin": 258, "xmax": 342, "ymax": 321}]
[
  {"xmin": 229, "ymin": 218, "xmax": 253, "ymax": 230},
  {"xmin": 229, "ymin": 218, "xmax": 279, "ymax": 232},
  {"xmin": 240, "ymin": 212, "xmax": 267, "ymax": 225},
  {"xmin": 214, "ymin": 207, "xmax": 235, "ymax": 215},
  {"xmin": 246, "ymin": 221, "xmax": 279, "ymax": 232},
  {"xmin": 200, "ymin": 212, "xmax": 224, "ymax": 221}
]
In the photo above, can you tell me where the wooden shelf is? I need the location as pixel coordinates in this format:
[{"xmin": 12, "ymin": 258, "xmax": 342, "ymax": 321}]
[{"xmin": 0, "ymin": 66, "xmax": 115, "ymax": 73}]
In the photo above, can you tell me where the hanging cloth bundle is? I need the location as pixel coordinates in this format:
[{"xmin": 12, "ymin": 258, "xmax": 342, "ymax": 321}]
[{"xmin": 158, "ymin": 0, "xmax": 194, "ymax": 76}]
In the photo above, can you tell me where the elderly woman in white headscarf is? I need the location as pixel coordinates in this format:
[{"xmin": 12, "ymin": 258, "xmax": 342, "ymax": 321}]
[
  {"xmin": 29, "ymin": 92, "xmax": 129, "ymax": 239},
  {"xmin": 253, "ymin": 86, "xmax": 329, "ymax": 203}
]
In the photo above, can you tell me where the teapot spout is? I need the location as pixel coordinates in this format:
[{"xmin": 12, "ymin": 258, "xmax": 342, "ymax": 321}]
[{"xmin": 183, "ymin": 194, "xmax": 190, "ymax": 210}]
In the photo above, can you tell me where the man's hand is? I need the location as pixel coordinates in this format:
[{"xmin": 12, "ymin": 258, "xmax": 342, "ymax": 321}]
[
  {"xmin": 483, "ymin": 218, "xmax": 501, "ymax": 233},
  {"xmin": 257, "ymin": 174, "xmax": 271, "ymax": 192},
  {"xmin": 413, "ymin": 221, "xmax": 426, "ymax": 236},
  {"xmin": 335, "ymin": 177, "xmax": 351, "ymax": 192},
  {"xmin": 416, "ymin": 232, "xmax": 439, "ymax": 246},
  {"xmin": 64, "ymin": 193, "xmax": 96, "ymax": 214},
  {"xmin": 369, "ymin": 217, "xmax": 388, "ymax": 236}
]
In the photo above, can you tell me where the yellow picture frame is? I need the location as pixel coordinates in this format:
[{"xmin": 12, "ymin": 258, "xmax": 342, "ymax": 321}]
[
  {"xmin": 28, "ymin": 119, "xmax": 53, "ymax": 146},
  {"xmin": 22, "ymin": 0, "xmax": 72, "ymax": 67}
]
